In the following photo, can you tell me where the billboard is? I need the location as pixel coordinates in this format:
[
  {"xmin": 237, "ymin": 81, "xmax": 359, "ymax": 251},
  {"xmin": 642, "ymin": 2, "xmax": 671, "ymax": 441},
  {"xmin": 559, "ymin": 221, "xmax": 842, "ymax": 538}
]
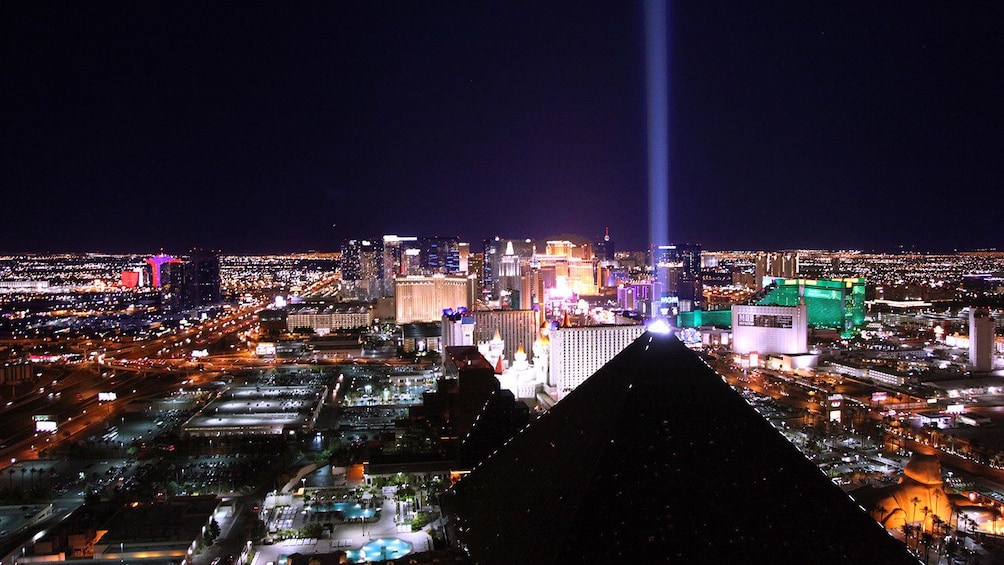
[{"xmin": 34, "ymin": 414, "xmax": 57, "ymax": 433}]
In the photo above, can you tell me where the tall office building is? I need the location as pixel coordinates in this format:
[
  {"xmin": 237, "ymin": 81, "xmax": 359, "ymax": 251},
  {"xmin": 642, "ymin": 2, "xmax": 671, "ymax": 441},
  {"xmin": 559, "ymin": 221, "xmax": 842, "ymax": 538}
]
[
  {"xmin": 382, "ymin": 235, "xmax": 420, "ymax": 279},
  {"xmin": 340, "ymin": 239, "xmax": 382, "ymax": 281},
  {"xmin": 535, "ymin": 240, "xmax": 598, "ymax": 298},
  {"xmin": 653, "ymin": 243, "xmax": 701, "ymax": 277},
  {"xmin": 548, "ymin": 324, "xmax": 646, "ymax": 398},
  {"xmin": 190, "ymin": 248, "xmax": 221, "ymax": 305},
  {"xmin": 754, "ymin": 251, "xmax": 799, "ymax": 288},
  {"xmin": 616, "ymin": 281, "xmax": 660, "ymax": 317},
  {"xmin": 483, "ymin": 237, "xmax": 536, "ymax": 300},
  {"xmin": 481, "ymin": 237, "xmax": 499, "ymax": 298},
  {"xmin": 420, "ymin": 236, "xmax": 461, "ymax": 274},
  {"xmin": 165, "ymin": 249, "xmax": 221, "ymax": 309},
  {"xmin": 340, "ymin": 238, "xmax": 386, "ymax": 298},
  {"xmin": 970, "ymin": 307, "xmax": 995, "ymax": 372},
  {"xmin": 468, "ymin": 252, "xmax": 485, "ymax": 300},
  {"xmin": 145, "ymin": 253, "xmax": 180, "ymax": 288},
  {"xmin": 440, "ymin": 333, "xmax": 918, "ymax": 564},
  {"xmin": 653, "ymin": 243, "xmax": 702, "ymax": 310},
  {"xmin": 517, "ymin": 268, "xmax": 542, "ymax": 311},
  {"xmin": 457, "ymin": 242, "xmax": 471, "ymax": 273}
]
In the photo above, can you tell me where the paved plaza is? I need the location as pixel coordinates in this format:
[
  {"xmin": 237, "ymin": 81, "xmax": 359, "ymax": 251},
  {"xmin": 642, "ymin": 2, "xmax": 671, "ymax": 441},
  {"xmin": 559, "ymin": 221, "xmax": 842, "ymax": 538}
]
[{"xmin": 251, "ymin": 493, "xmax": 432, "ymax": 565}]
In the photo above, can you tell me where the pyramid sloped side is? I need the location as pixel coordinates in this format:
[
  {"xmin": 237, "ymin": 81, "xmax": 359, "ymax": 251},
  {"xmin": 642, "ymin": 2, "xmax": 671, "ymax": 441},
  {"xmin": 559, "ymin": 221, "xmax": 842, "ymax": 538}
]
[
  {"xmin": 556, "ymin": 334, "xmax": 916, "ymax": 563},
  {"xmin": 441, "ymin": 334, "xmax": 645, "ymax": 565},
  {"xmin": 442, "ymin": 333, "xmax": 917, "ymax": 564}
]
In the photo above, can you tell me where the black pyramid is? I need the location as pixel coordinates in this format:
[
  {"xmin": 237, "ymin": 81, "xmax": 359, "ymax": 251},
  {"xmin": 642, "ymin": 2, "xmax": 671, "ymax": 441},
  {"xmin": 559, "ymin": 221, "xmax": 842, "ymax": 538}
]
[{"xmin": 440, "ymin": 332, "xmax": 917, "ymax": 564}]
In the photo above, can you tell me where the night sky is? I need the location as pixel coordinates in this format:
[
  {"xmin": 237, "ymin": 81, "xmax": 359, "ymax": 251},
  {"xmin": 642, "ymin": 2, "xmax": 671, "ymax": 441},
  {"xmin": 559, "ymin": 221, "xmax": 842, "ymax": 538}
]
[{"xmin": 3, "ymin": 2, "xmax": 1002, "ymax": 254}]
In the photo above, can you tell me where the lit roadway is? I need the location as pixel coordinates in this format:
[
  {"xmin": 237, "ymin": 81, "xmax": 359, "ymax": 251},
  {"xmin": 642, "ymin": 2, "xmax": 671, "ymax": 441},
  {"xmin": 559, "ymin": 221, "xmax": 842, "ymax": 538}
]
[
  {"xmin": 716, "ymin": 363, "xmax": 823, "ymax": 423},
  {"xmin": 0, "ymin": 302, "xmax": 267, "ymax": 468},
  {"xmin": 719, "ymin": 358, "xmax": 1004, "ymax": 501}
]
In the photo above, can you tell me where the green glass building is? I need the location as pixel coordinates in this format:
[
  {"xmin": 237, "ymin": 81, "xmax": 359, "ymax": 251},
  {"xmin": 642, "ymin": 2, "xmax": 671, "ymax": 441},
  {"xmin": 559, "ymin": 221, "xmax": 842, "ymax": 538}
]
[
  {"xmin": 677, "ymin": 277, "xmax": 866, "ymax": 338},
  {"xmin": 676, "ymin": 309, "xmax": 733, "ymax": 329}
]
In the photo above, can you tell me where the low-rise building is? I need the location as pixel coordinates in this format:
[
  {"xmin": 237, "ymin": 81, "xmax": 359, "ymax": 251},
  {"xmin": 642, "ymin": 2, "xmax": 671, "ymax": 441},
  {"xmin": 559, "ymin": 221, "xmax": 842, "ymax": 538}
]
[
  {"xmin": 27, "ymin": 498, "xmax": 218, "ymax": 564},
  {"xmin": 286, "ymin": 302, "xmax": 373, "ymax": 334},
  {"xmin": 731, "ymin": 304, "xmax": 808, "ymax": 356}
]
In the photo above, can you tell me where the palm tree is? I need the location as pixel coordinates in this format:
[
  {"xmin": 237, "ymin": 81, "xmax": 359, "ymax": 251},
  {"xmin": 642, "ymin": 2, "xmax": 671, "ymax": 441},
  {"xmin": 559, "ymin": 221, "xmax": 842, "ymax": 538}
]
[
  {"xmin": 921, "ymin": 505, "xmax": 930, "ymax": 533},
  {"xmin": 873, "ymin": 504, "xmax": 888, "ymax": 524},
  {"xmin": 911, "ymin": 496, "xmax": 922, "ymax": 530},
  {"xmin": 20, "ymin": 467, "xmax": 26, "ymax": 491},
  {"xmin": 945, "ymin": 536, "xmax": 959, "ymax": 564},
  {"xmin": 931, "ymin": 515, "xmax": 944, "ymax": 558}
]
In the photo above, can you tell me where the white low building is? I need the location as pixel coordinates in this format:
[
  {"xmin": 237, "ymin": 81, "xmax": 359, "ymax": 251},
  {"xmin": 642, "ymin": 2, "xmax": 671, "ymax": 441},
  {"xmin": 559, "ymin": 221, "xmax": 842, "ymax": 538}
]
[{"xmin": 731, "ymin": 304, "xmax": 808, "ymax": 356}]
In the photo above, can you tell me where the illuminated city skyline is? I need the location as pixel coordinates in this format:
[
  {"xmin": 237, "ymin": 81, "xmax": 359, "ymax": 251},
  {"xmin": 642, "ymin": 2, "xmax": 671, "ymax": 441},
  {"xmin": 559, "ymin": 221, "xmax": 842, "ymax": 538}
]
[{"xmin": 0, "ymin": 239, "xmax": 1003, "ymax": 562}]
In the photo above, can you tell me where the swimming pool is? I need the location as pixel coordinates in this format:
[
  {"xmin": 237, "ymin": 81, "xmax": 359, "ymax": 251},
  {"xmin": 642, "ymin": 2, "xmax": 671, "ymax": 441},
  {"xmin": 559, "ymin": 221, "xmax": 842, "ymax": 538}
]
[
  {"xmin": 308, "ymin": 501, "xmax": 376, "ymax": 520},
  {"xmin": 344, "ymin": 537, "xmax": 413, "ymax": 563}
]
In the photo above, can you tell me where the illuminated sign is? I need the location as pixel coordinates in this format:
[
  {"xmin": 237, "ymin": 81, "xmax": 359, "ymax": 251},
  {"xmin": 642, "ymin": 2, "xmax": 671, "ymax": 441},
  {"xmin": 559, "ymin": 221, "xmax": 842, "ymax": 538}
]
[
  {"xmin": 34, "ymin": 415, "xmax": 56, "ymax": 433},
  {"xmin": 871, "ymin": 392, "xmax": 887, "ymax": 403},
  {"xmin": 98, "ymin": 392, "xmax": 117, "ymax": 402},
  {"xmin": 946, "ymin": 404, "xmax": 965, "ymax": 414},
  {"xmin": 736, "ymin": 313, "xmax": 793, "ymax": 328},
  {"xmin": 256, "ymin": 343, "xmax": 277, "ymax": 356},
  {"xmin": 36, "ymin": 421, "xmax": 57, "ymax": 433}
]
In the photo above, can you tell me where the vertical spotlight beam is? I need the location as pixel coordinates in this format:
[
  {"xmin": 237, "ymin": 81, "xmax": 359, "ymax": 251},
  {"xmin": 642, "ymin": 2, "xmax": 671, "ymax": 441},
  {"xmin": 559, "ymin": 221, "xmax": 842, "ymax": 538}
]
[{"xmin": 644, "ymin": 0, "xmax": 669, "ymax": 297}]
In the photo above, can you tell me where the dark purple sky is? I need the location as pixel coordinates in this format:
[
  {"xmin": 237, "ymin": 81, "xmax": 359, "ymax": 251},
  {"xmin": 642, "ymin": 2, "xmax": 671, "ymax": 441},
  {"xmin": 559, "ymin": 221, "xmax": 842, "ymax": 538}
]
[{"xmin": 3, "ymin": 2, "xmax": 1002, "ymax": 254}]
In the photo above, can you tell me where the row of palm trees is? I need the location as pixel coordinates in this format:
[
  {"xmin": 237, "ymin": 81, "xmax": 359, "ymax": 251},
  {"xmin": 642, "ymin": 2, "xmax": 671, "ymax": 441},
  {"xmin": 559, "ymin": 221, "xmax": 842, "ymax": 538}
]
[
  {"xmin": 875, "ymin": 494, "xmax": 989, "ymax": 564},
  {"xmin": 1, "ymin": 465, "xmax": 60, "ymax": 502},
  {"xmin": 6, "ymin": 466, "xmax": 58, "ymax": 491}
]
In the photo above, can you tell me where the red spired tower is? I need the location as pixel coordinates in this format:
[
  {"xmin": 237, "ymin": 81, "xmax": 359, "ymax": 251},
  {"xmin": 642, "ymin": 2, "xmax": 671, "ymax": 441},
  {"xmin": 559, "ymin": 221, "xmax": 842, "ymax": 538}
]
[{"xmin": 145, "ymin": 254, "xmax": 181, "ymax": 288}]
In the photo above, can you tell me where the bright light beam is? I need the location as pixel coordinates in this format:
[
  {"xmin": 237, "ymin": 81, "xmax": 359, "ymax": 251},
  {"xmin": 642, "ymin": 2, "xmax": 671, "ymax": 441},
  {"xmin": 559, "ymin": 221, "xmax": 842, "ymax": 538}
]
[{"xmin": 644, "ymin": 0, "xmax": 669, "ymax": 293}]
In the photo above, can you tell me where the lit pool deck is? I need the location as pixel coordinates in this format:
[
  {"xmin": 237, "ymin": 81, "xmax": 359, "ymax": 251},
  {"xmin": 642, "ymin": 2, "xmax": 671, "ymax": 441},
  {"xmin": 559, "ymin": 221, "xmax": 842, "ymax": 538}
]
[{"xmin": 345, "ymin": 537, "xmax": 413, "ymax": 563}]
